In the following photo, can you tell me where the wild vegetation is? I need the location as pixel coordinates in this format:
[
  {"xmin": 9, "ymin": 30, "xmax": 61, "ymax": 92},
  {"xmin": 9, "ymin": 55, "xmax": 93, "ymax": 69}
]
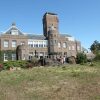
[
  {"xmin": 90, "ymin": 40, "xmax": 100, "ymax": 61},
  {"xmin": 0, "ymin": 62, "xmax": 100, "ymax": 100}
]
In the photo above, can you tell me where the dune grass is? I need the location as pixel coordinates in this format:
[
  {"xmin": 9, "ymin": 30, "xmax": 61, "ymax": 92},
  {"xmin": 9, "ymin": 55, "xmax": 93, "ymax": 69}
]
[{"xmin": 0, "ymin": 62, "xmax": 100, "ymax": 100}]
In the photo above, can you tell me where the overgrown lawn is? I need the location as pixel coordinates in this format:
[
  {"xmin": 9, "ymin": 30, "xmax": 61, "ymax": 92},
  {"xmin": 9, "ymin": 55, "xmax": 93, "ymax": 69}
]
[{"xmin": 0, "ymin": 63, "xmax": 100, "ymax": 100}]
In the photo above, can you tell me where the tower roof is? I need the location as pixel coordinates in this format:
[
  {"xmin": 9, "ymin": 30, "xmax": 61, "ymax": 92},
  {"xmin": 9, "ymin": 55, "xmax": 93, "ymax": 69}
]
[
  {"xmin": 45, "ymin": 12, "xmax": 57, "ymax": 15},
  {"xmin": 43, "ymin": 12, "xmax": 58, "ymax": 18}
]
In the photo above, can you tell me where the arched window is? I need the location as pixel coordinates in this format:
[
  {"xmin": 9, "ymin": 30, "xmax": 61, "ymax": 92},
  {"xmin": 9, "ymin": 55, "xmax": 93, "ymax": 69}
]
[
  {"xmin": 69, "ymin": 46, "xmax": 71, "ymax": 50},
  {"xmin": 63, "ymin": 42, "xmax": 67, "ymax": 48},
  {"xmin": 72, "ymin": 46, "xmax": 75, "ymax": 50},
  {"xmin": 58, "ymin": 42, "xmax": 61, "ymax": 48}
]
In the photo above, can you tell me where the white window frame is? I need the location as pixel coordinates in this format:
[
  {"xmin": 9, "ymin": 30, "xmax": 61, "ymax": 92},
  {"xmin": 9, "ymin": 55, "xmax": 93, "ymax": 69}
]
[
  {"xmin": 63, "ymin": 42, "xmax": 66, "ymax": 48},
  {"xmin": 4, "ymin": 40, "xmax": 9, "ymax": 48},
  {"xmin": 4, "ymin": 53, "xmax": 8, "ymax": 61},
  {"xmin": 58, "ymin": 42, "xmax": 61, "ymax": 48},
  {"xmin": 12, "ymin": 40, "xmax": 17, "ymax": 48},
  {"xmin": 69, "ymin": 46, "xmax": 71, "ymax": 50},
  {"xmin": 12, "ymin": 54, "xmax": 16, "ymax": 61},
  {"xmin": 11, "ymin": 30, "xmax": 18, "ymax": 35}
]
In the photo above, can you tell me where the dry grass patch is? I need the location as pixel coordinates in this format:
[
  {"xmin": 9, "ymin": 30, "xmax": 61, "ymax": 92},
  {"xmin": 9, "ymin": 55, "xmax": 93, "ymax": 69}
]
[{"xmin": 0, "ymin": 64, "xmax": 100, "ymax": 100}]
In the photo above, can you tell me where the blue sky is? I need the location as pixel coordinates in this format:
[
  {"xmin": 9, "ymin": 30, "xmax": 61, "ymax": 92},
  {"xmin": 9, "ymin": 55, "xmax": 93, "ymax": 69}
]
[{"xmin": 0, "ymin": 0, "xmax": 100, "ymax": 50}]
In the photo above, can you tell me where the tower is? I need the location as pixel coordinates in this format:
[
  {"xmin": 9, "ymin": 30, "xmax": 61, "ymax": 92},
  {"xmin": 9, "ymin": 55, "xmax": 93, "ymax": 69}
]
[
  {"xmin": 43, "ymin": 12, "xmax": 59, "ymax": 38},
  {"xmin": 48, "ymin": 25, "xmax": 59, "ymax": 57}
]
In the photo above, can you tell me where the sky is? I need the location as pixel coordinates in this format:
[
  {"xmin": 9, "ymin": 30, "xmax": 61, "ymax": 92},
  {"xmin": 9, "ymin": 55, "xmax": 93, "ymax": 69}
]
[{"xmin": 0, "ymin": 0, "xmax": 100, "ymax": 50}]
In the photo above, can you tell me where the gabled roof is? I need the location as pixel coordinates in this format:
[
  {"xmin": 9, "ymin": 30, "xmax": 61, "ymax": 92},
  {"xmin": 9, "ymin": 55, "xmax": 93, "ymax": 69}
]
[{"xmin": 4, "ymin": 23, "xmax": 23, "ymax": 35}]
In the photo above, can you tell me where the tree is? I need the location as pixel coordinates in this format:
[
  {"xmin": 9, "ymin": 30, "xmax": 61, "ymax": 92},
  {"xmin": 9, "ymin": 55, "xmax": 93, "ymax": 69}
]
[
  {"xmin": 90, "ymin": 40, "xmax": 100, "ymax": 61},
  {"xmin": 90, "ymin": 40, "xmax": 100, "ymax": 54},
  {"xmin": 76, "ymin": 52, "xmax": 87, "ymax": 64}
]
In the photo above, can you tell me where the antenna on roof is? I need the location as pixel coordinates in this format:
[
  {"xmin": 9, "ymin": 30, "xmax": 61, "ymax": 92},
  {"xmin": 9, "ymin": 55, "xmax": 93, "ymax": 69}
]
[{"xmin": 12, "ymin": 22, "xmax": 16, "ymax": 26}]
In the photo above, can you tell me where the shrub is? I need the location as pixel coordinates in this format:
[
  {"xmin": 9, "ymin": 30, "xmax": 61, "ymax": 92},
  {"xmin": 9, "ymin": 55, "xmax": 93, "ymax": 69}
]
[
  {"xmin": 76, "ymin": 52, "xmax": 87, "ymax": 64},
  {"xmin": 62, "ymin": 66, "xmax": 66, "ymax": 70},
  {"xmin": 89, "ymin": 63, "xmax": 95, "ymax": 67},
  {"xmin": 67, "ymin": 56, "xmax": 76, "ymax": 64},
  {"xmin": 3, "ymin": 61, "xmax": 13, "ymax": 70},
  {"xmin": 94, "ymin": 54, "xmax": 100, "ymax": 61},
  {"xmin": 17, "ymin": 60, "xmax": 29, "ymax": 68},
  {"xmin": 26, "ymin": 63, "xmax": 33, "ymax": 68},
  {"xmin": 3, "ymin": 60, "xmax": 30, "ymax": 70}
]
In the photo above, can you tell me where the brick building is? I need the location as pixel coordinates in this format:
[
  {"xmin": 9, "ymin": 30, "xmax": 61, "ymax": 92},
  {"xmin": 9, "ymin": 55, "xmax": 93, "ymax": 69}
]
[{"xmin": 0, "ymin": 12, "xmax": 81, "ymax": 61}]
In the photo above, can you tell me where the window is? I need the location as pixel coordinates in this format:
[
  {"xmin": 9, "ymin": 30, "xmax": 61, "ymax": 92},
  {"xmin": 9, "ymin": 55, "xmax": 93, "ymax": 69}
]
[
  {"xmin": 38, "ymin": 41, "xmax": 43, "ymax": 48},
  {"xmin": 54, "ymin": 40, "xmax": 57, "ymax": 44},
  {"xmin": 12, "ymin": 54, "xmax": 16, "ymax": 61},
  {"xmin": 21, "ymin": 42, "xmax": 25, "ymax": 45},
  {"xmin": 34, "ymin": 41, "xmax": 38, "ymax": 47},
  {"xmin": 50, "ymin": 40, "xmax": 53, "ymax": 45},
  {"xmin": 72, "ymin": 46, "xmax": 75, "ymax": 50},
  {"xmin": 36, "ymin": 44, "xmax": 38, "ymax": 47},
  {"xmin": 12, "ymin": 40, "xmax": 17, "ymax": 47},
  {"xmin": 64, "ymin": 52, "xmax": 67, "ymax": 55},
  {"xmin": 44, "ymin": 44, "xmax": 47, "ymax": 47},
  {"xmin": 34, "ymin": 44, "xmax": 36, "ymax": 47},
  {"xmin": 77, "ymin": 46, "xmax": 80, "ymax": 50},
  {"xmin": 29, "ymin": 56, "xmax": 32, "ymax": 60},
  {"xmin": 69, "ymin": 46, "xmax": 71, "ymax": 50},
  {"xmin": 4, "ymin": 40, "xmax": 9, "ymax": 48},
  {"xmin": 44, "ymin": 41, "xmax": 48, "ymax": 47},
  {"xmin": 29, "ymin": 52, "xmax": 33, "ymax": 56},
  {"xmin": 63, "ymin": 42, "xmax": 67, "ymax": 48},
  {"xmin": 4, "ymin": 53, "xmax": 8, "ymax": 61},
  {"xmin": 30, "ymin": 44, "xmax": 33, "ymax": 47},
  {"xmin": 39, "ymin": 44, "xmax": 43, "ymax": 47},
  {"xmin": 58, "ymin": 42, "xmax": 61, "ymax": 48},
  {"xmin": 28, "ymin": 41, "xmax": 33, "ymax": 47},
  {"xmin": 11, "ymin": 30, "xmax": 18, "ymax": 35},
  {"xmin": 39, "ymin": 52, "xmax": 44, "ymax": 56}
]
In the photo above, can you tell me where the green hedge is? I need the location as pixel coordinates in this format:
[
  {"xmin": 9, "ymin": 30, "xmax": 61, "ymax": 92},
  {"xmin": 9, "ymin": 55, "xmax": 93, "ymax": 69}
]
[
  {"xmin": 3, "ymin": 60, "xmax": 31, "ymax": 70},
  {"xmin": 2, "ymin": 57, "xmax": 40, "ymax": 70}
]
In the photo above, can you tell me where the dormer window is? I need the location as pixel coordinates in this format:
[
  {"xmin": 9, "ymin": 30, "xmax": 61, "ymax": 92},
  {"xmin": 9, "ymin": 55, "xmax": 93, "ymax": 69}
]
[
  {"xmin": 4, "ymin": 23, "xmax": 23, "ymax": 35},
  {"xmin": 11, "ymin": 30, "xmax": 18, "ymax": 35}
]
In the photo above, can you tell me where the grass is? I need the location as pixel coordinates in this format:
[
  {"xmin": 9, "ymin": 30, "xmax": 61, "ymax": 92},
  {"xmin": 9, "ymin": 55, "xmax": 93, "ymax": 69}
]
[{"xmin": 0, "ymin": 62, "xmax": 100, "ymax": 100}]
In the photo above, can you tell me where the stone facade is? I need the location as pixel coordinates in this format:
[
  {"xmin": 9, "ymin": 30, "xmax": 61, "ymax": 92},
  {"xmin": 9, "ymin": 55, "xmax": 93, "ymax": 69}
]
[
  {"xmin": 43, "ymin": 12, "xmax": 59, "ymax": 38},
  {"xmin": 0, "ymin": 34, "xmax": 28, "ymax": 51},
  {"xmin": 43, "ymin": 12, "xmax": 81, "ymax": 59},
  {"xmin": 0, "ymin": 12, "xmax": 81, "ymax": 61}
]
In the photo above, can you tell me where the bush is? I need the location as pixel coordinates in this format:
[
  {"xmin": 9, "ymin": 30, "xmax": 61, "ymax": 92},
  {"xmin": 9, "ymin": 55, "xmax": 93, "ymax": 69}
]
[
  {"xmin": 26, "ymin": 63, "xmax": 33, "ymax": 68},
  {"xmin": 3, "ymin": 61, "xmax": 13, "ymax": 70},
  {"xmin": 76, "ymin": 52, "xmax": 87, "ymax": 64},
  {"xmin": 89, "ymin": 63, "xmax": 95, "ymax": 67},
  {"xmin": 94, "ymin": 54, "xmax": 100, "ymax": 61},
  {"xmin": 67, "ymin": 56, "xmax": 76, "ymax": 64},
  {"xmin": 2, "ymin": 57, "xmax": 42, "ymax": 70},
  {"xmin": 3, "ymin": 60, "xmax": 30, "ymax": 70}
]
